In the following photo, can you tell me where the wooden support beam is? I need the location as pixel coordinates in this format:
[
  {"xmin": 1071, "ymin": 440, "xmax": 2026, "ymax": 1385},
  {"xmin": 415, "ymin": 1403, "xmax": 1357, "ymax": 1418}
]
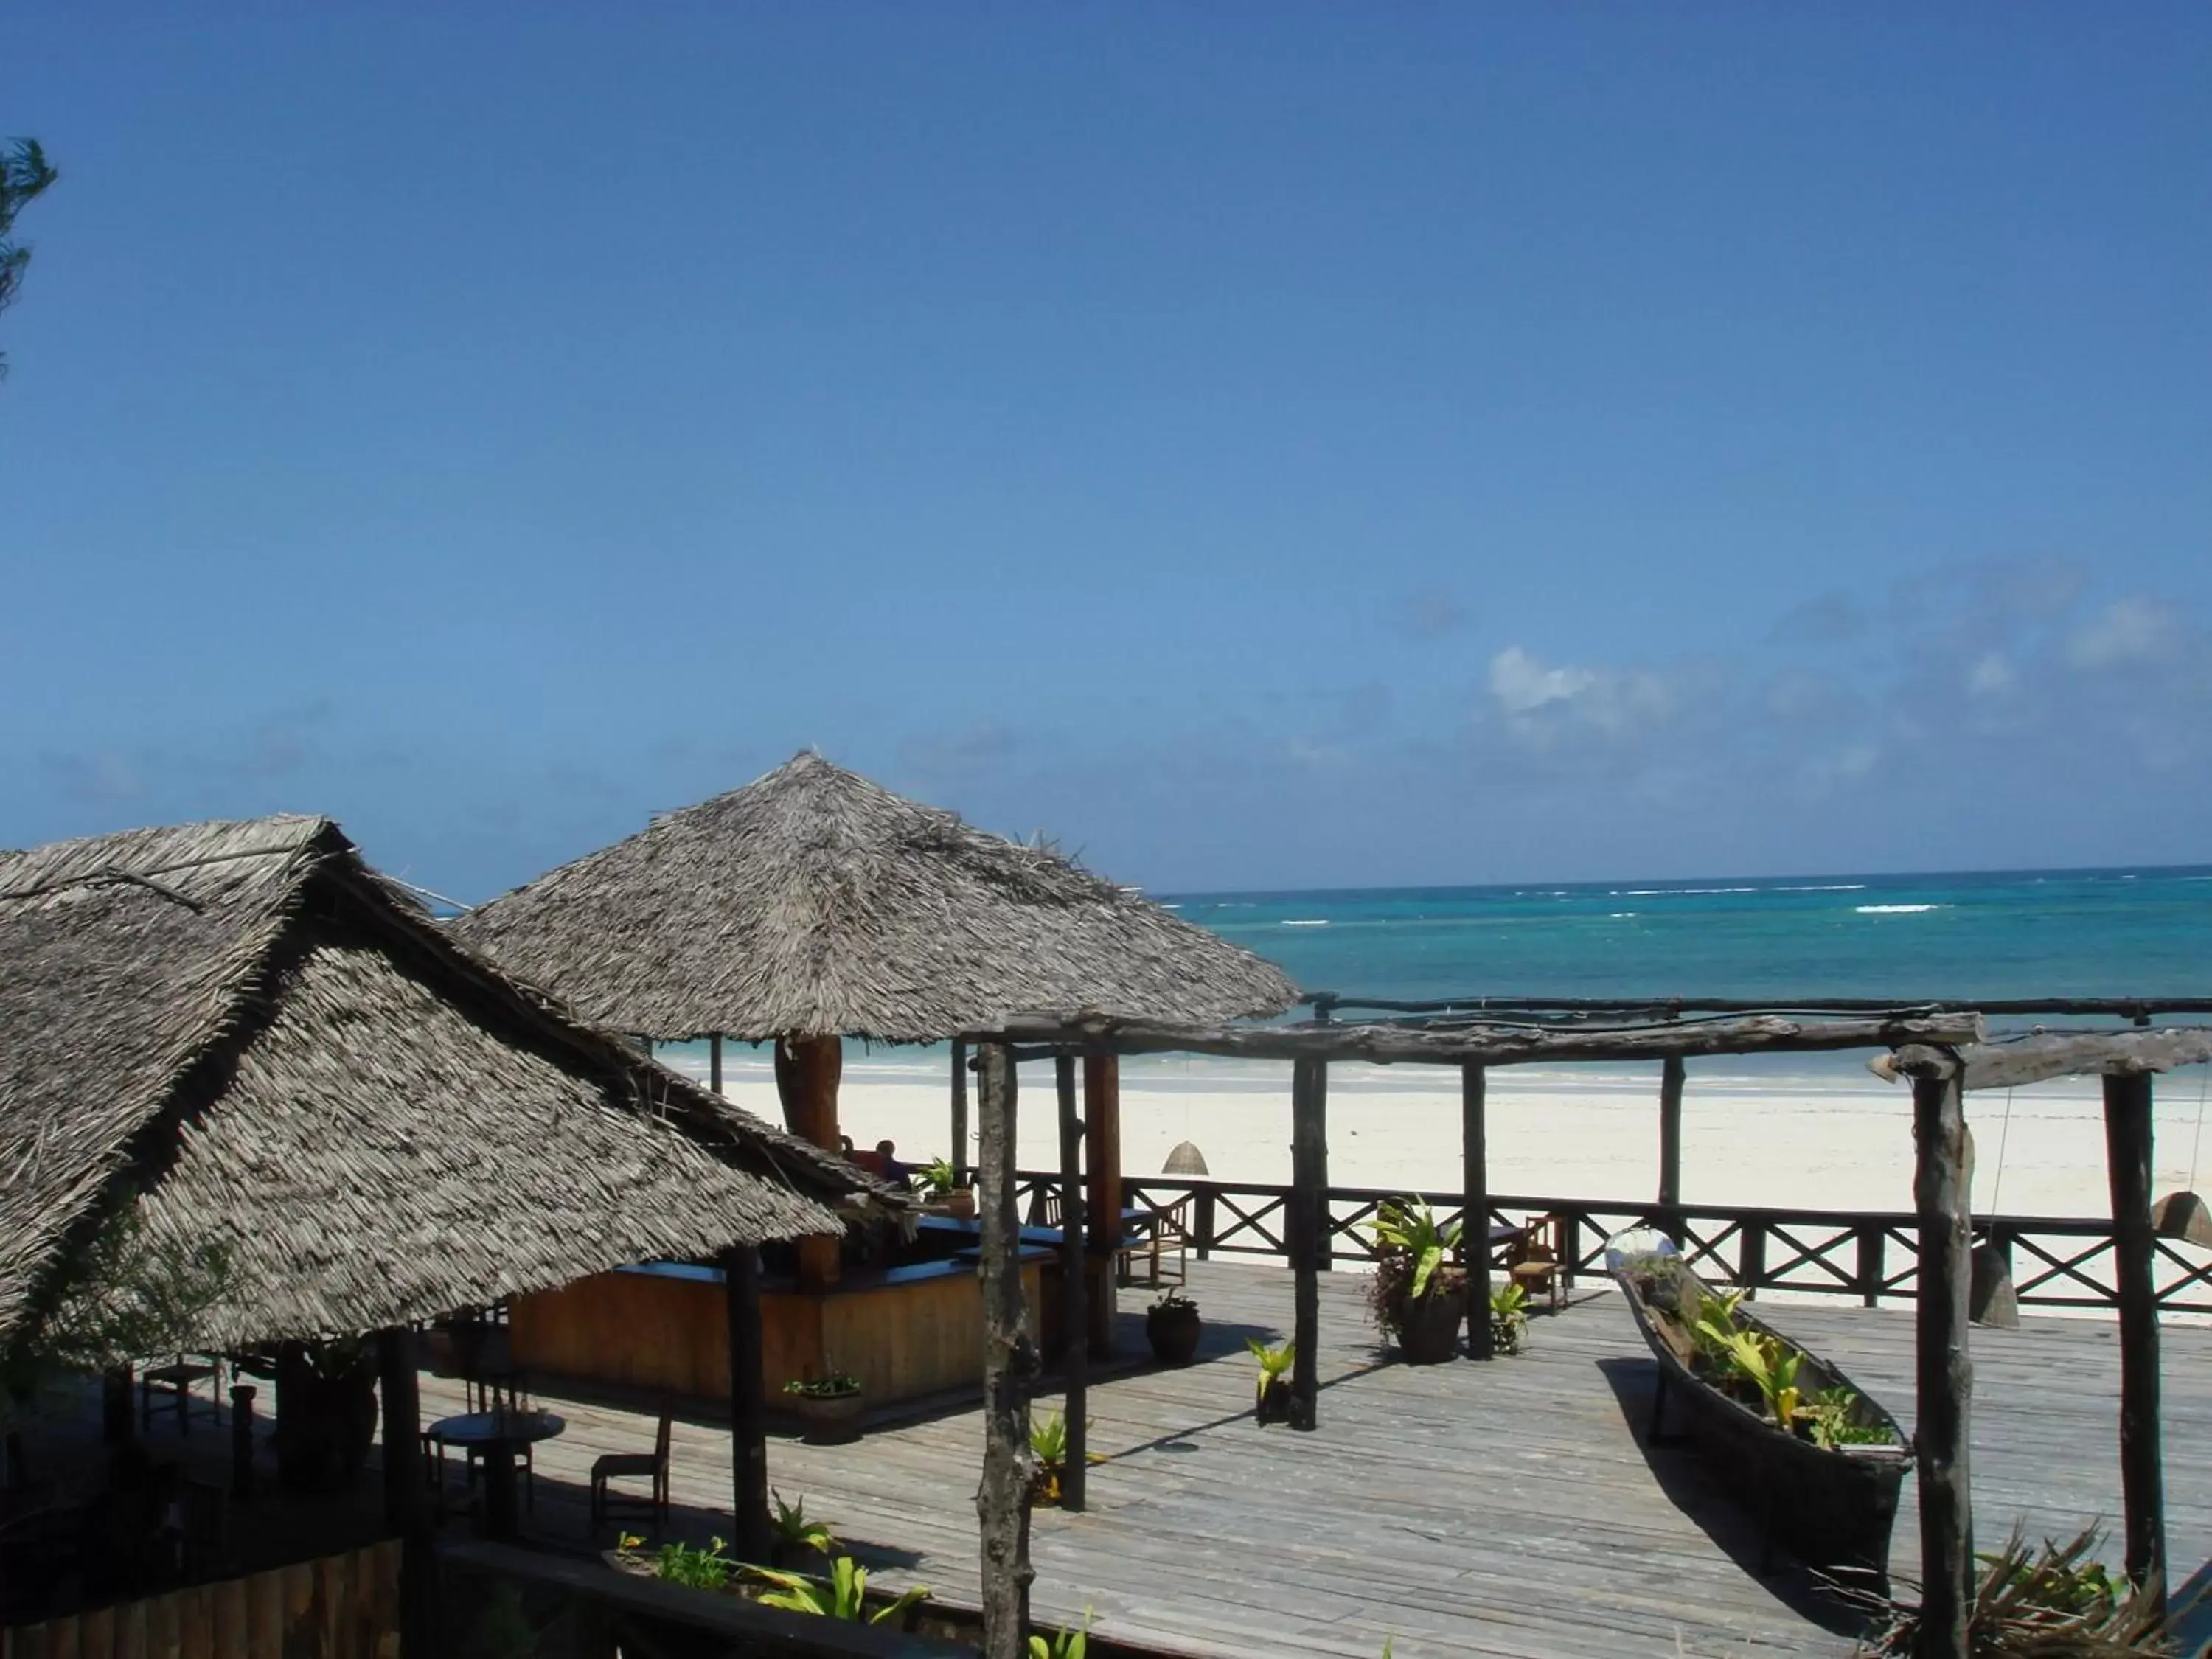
[
  {"xmin": 996, "ymin": 1010, "xmax": 1984, "ymax": 1066},
  {"xmin": 951, "ymin": 1040, "xmax": 970, "ymax": 1182},
  {"xmin": 1056, "ymin": 1055, "xmax": 1088, "ymax": 1512},
  {"xmin": 1893, "ymin": 1026, "xmax": 2212, "ymax": 1093},
  {"xmin": 1658, "ymin": 1056, "xmax": 1685, "ymax": 1211},
  {"xmin": 975, "ymin": 1043, "xmax": 1036, "ymax": 1658},
  {"xmin": 1083, "ymin": 1052, "xmax": 1122, "ymax": 1357},
  {"xmin": 776, "ymin": 1035, "xmax": 844, "ymax": 1289},
  {"xmin": 1312, "ymin": 1057, "xmax": 1332, "ymax": 1271},
  {"xmin": 1463, "ymin": 1064, "xmax": 1492, "ymax": 1360},
  {"xmin": 2103, "ymin": 1072, "xmax": 2165, "ymax": 1594},
  {"xmin": 723, "ymin": 1245, "xmax": 771, "ymax": 1565},
  {"xmin": 1911, "ymin": 1062, "xmax": 1975, "ymax": 1659},
  {"xmin": 377, "ymin": 1326, "xmax": 422, "ymax": 1537},
  {"xmin": 709, "ymin": 1032, "xmax": 723, "ymax": 1096},
  {"xmin": 1289, "ymin": 1057, "xmax": 1325, "ymax": 1430}
]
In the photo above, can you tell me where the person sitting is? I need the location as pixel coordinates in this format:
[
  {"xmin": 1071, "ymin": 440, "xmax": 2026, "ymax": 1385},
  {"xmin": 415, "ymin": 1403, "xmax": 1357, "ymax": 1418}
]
[{"xmin": 875, "ymin": 1140, "xmax": 909, "ymax": 1188}]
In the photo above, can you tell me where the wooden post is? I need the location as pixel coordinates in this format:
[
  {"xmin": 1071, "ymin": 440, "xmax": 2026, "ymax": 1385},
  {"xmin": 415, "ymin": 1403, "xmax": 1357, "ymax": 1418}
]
[
  {"xmin": 777, "ymin": 1035, "xmax": 844, "ymax": 1288},
  {"xmin": 1464, "ymin": 1063, "xmax": 1492, "ymax": 1360},
  {"xmin": 952, "ymin": 1040, "xmax": 970, "ymax": 1182},
  {"xmin": 229, "ymin": 1385, "xmax": 256, "ymax": 1499},
  {"xmin": 376, "ymin": 1328, "xmax": 422, "ymax": 1537},
  {"xmin": 1658, "ymin": 1056, "xmax": 1686, "ymax": 1214},
  {"xmin": 377, "ymin": 1328, "xmax": 431, "ymax": 1657},
  {"xmin": 1083, "ymin": 1051, "xmax": 1122, "ymax": 1357},
  {"xmin": 1312, "ymin": 1057, "xmax": 1332, "ymax": 1271},
  {"xmin": 1055, "ymin": 1055, "xmax": 1088, "ymax": 1512},
  {"xmin": 724, "ymin": 1245, "xmax": 772, "ymax": 1565},
  {"xmin": 1289, "ymin": 1058, "xmax": 1325, "ymax": 1430},
  {"xmin": 2103, "ymin": 1071, "xmax": 2165, "ymax": 1594},
  {"xmin": 975, "ymin": 1043, "xmax": 1036, "ymax": 1658},
  {"xmin": 1912, "ymin": 1060, "xmax": 1974, "ymax": 1659},
  {"xmin": 709, "ymin": 1032, "xmax": 724, "ymax": 1095}
]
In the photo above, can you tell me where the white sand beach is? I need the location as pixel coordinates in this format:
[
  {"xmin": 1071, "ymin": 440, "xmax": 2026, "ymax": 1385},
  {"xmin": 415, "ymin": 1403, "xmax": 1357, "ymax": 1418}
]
[{"xmin": 666, "ymin": 1048, "xmax": 2212, "ymax": 1222}]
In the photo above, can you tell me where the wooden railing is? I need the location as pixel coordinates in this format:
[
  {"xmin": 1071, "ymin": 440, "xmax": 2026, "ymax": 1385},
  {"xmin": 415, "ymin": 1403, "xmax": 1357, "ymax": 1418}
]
[{"xmin": 1013, "ymin": 1171, "xmax": 2212, "ymax": 1315}]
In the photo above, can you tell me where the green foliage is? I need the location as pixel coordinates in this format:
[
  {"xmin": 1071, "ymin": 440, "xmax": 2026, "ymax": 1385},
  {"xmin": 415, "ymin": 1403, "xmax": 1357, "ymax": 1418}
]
[
  {"xmin": 1031, "ymin": 1410, "xmax": 1068, "ymax": 1468},
  {"xmin": 1802, "ymin": 1386, "xmax": 1896, "ymax": 1450},
  {"xmin": 918, "ymin": 1157, "xmax": 959, "ymax": 1197},
  {"xmin": 1246, "ymin": 1336, "xmax": 1295, "ymax": 1405},
  {"xmin": 771, "ymin": 1490, "xmax": 838, "ymax": 1557},
  {"xmin": 782, "ymin": 1372, "xmax": 861, "ymax": 1399},
  {"xmin": 0, "ymin": 138, "xmax": 58, "ymax": 380},
  {"xmin": 654, "ymin": 1536, "xmax": 734, "ymax": 1590},
  {"xmin": 1705, "ymin": 1326, "xmax": 1804, "ymax": 1428},
  {"xmin": 3, "ymin": 1204, "xmax": 234, "ymax": 1410},
  {"xmin": 1371, "ymin": 1197, "xmax": 1463, "ymax": 1303},
  {"xmin": 1029, "ymin": 1608, "xmax": 1093, "ymax": 1659},
  {"xmin": 1489, "ymin": 1281, "xmax": 1530, "ymax": 1355},
  {"xmin": 1845, "ymin": 1525, "xmax": 2171, "ymax": 1655},
  {"xmin": 750, "ymin": 1555, "xmax": 931, "ymax": 1624},
  {"xmin": 1150, "ymin": 1290, "xmax": 1197, "ymax": 1315}
]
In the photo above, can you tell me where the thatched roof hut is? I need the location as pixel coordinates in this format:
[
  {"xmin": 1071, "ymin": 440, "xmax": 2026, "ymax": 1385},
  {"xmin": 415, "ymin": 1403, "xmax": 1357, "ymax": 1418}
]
[
  {"xmin": 451, "ymin": 751, "xmax": 1300, "ymax": 1043},
  {"xmin": 0, "ymin": 814, "xmax": 885, "ymax": 1353}
]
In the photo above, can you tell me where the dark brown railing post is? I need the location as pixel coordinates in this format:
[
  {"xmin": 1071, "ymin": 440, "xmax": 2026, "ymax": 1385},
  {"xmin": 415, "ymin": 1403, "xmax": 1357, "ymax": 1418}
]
[
  {"xmin": 1858, "ymin": 1222, "xmax": 1886, "ymax": 1308},
  {"xmin": 1911, "ymin": 1058, "xmax": 1975, "ymax": 1659},
  {"xmin": 1289, "ymin": 1058, "xmax": 1326, "ymax": 1430},
  {"xmin": 2104, "ymin": 1071, "xmax": 2164, "ymax": 1596},
  {"xmin": 1739, "ymin": 1220, "xmax": 1767, "ymax": 1298},
  {"xmin": 1194, "ymin": 1186, "xmax": 1217, "ymax": 1261},
  {"xmin": 1464, "ymin": 1063, "xmax": 1492, "ymax": 1360},
  {"xmin": 975, "ymin": 1043, "xmax": 1036, "ymax": 1658},
  {"xmin": 1055, "ymin": 1054, "xmax": 1088, "ymax": 1512}
]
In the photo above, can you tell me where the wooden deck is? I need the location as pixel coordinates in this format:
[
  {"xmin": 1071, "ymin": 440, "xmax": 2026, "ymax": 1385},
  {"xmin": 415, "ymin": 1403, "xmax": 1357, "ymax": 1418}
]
[{"xmin": 424, "ymin": 1258, "xmax": 2212, "ymax": 1659}]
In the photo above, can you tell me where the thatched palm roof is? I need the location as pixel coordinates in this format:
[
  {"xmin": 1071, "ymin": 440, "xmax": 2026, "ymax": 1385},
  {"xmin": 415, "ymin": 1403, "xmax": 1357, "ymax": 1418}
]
[
  {"xmin": 451, "ymin": 753, "xmax": 1300, "ymax": 1043},
  {"xmin": 0, "ymin": 815, "xmax": 884, "ymax": 1353}
]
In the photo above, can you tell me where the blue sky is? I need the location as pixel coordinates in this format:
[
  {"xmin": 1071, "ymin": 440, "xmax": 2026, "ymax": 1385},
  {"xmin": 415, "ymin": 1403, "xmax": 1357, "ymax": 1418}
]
[{"xmin": 4, "ymin": 5, "xmax": 2208, "ymax": 898}]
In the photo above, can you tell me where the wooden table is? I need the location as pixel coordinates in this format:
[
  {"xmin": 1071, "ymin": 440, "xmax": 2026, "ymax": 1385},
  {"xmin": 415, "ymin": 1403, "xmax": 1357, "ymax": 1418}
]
[{"xmin": 425, "ymin": 1409, "xmax": 566, "ymax": 1540}]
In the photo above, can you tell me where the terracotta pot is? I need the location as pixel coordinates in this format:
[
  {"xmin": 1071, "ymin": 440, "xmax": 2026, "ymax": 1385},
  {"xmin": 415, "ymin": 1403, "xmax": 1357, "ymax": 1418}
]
[
  {"xmin": 1394, "ymin": 1287, "xmax": 1467, "ymax": 1366},
  {"xmin": 787, "ymin": 1389, "xmax": 864, "ymax": 1445},
  {"xmin": 1145, "ymin": 1303, "xmax": 1202, "ymax": 1366},
  {"xmin": 943, "ymin": 1189, "xmax": 976, "ymax": 1220}
]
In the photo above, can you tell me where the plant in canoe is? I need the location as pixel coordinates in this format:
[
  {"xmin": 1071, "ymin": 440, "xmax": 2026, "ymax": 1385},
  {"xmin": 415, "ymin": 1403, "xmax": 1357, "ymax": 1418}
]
[
  {"xmin": 1366, "ymin": 1196, "xmax": 1468, "ymax": 1363},
  {"xmin": 750, "ymin": 1555, "xmax": 931, "ymax": 1627},
  {"xmin": 1247, "ymin": 1337, "xmax": 1295, "ymax": 1425},
  {"xmin": 769, "ymin": 1490, "xmax": 838, "ymax": 1567},
  {"xmin": 1029, "ymin": 1608, "xmax": 1093, "ymax": 1659}
]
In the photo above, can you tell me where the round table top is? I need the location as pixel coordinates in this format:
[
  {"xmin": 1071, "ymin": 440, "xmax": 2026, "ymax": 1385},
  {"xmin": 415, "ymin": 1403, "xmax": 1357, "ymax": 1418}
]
[{"xmin": 426, "ymin": 1408, "xmax": 566, "ymax": 1447}]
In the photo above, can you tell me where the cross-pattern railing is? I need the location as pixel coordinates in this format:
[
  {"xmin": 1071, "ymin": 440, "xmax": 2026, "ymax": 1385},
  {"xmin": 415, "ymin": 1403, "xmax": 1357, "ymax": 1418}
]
[{"xmin": 1010, "ymin": 1171, "xmax": 2212, "ymax": 1315}]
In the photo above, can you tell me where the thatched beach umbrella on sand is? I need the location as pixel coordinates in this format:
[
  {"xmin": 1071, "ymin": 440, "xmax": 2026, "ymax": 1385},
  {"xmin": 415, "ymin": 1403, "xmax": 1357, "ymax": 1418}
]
[{"xmin": 453, "ymin": 752, "xmax": 1299, "ymax": 1284}]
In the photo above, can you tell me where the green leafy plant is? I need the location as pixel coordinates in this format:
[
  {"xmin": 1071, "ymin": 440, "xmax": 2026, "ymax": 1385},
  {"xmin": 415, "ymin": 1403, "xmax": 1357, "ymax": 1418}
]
[
  {"xmin": 1247, "ymin": 1336, "xmax": 1295, "ymax": 1406},
  {"xmin": 1840, "ymin": 1525, "xmax": 2171, "ymax": 1655},
  {"xmin": 771, "ymin": 1490, "xmax": 837, "ymax": 1557},
  {"xmin": 782, "ymin": 1372, "xmax": 861, "ymax": 1399},
  {"xmin": 1150, "ymin": 1290, "xmax": 1197, "ymax": 1315},
  {"xmin": 918, "ymin": 1158, "xmax": 960, "ymax": 1198},
  {"xmin": 1708, "ymin": 1326, "xmax": 1804, "ymax": 1428},
  {"xmin": 750, "ymin": 1556, "xmax": 931, "ymax": 1624},
  {"xmin": 1371, "ymin": 1197, "xmax": 1462, "ymax": 1301},
  {"xmin": 1801, "ymin": 1386, "xmax": 1896, "ymax": 1450},
  {"xmin": 654, "ymin": 1536, "xmax": 734, "ymax": 1590},
  {"xmin": 1489, "ymin": 1281, "xmax": 1530, "ymax": 1355},
  {"xmin": 1029, "ymin": 1608, "xmax": 1093, "ymax": 1659}
]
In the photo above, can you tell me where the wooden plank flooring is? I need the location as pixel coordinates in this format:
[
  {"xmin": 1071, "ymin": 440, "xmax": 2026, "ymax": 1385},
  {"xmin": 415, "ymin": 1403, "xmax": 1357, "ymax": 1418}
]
[{"xmin": 424, "ymin": 1259, "xmax": 2212, "ymax": 1659}]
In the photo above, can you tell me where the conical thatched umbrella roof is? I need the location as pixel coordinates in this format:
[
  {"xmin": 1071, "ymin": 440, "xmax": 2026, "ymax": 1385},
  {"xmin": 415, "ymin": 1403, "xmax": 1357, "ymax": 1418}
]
[
  {"xmin": 451, "ymin": 752, "xmax": 1299, "ymax": 1043},
  {"xmin": 0, "ymin": 814, "xmax": 888, "ymax": 1354}
]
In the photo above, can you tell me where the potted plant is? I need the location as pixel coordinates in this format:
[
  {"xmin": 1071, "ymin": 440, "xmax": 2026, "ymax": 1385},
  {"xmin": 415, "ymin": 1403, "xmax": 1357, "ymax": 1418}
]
[
  {"xmin": 1246, "ymin": 1338, "xmax": 1295, "ymax": 1425},
  {"xmin": 769, "ymin": 1489, "xmax": 838, "ymax": 1568},
  {"xmin": 270, "ymin": 1338, "xmax": 380, "ymax": 1492},
  {"xmin": 1367, "ymin": 1197, "xmax": 1467, "ymax": 1365},
  {"xmin": 1144, "ymin": 1291, "xmax": 1202, "ymax": 1366},
  {"xmin": 782, "ymin": 1373, "xmax": 864, "ymax": 1444},
  {"xmin": 1489, "ymin": 1281, "xmax": 1530, "ymax": 1355},
  {"xmin": 917, "ymin": 1157, "xmax": 975, "ymax": 1219},
  {"xmin": 1029, "ymin": 1410, "xmax": 1070, "ymax": 1503}
]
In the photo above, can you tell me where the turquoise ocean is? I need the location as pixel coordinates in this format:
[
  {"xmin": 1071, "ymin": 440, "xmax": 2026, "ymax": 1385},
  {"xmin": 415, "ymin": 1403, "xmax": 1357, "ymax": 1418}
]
[{"xmin": 1166, "ymin": 866, "xmax": 2212, "ymax": 1008}]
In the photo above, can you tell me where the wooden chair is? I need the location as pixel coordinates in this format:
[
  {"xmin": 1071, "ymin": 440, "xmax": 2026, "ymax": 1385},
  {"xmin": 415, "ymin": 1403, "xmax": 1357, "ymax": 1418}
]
[
  {"xmin": 140, "ymin": 1355, "xmax": 223, "ymax": 1436},
  {"xmin": 1505, "ymin": 1214, "xmax": 1568, "ymax": 1312},
  {"xmin": 591, "ymin": 1404, "xmax": 673, "ymax": 1537},
  {"xmin": 1116, "ymin": 1196, "xmax": 1192, "ymax": 1290}
]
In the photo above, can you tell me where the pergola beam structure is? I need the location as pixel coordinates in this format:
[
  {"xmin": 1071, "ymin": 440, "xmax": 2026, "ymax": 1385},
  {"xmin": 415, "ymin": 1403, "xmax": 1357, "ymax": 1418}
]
[
  {"xmin": 992, "ymin": 1011, "xmax": 1986, "ymax": 1065},
  {"xmin": 1891, "ymin": 1028, "xmax": 2212, "ymax": 1093}
]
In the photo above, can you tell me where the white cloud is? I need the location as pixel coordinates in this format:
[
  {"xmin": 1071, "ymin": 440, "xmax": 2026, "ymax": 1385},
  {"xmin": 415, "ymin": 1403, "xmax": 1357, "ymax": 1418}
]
[
  {"xmin": 1485, "ymin": 647, "xmax": 1682, "ymax": 749},
  {"xmin": 1966, "ymin": 653, "xmax": 2016, "ymax": 698},
  {"xmin": 2066, "ymin": 597, "xmax": 2178, "ymax": 670},
  {"xmin": 1489, "ymin": 647, "xmax": 1599, "ymax": 714}
]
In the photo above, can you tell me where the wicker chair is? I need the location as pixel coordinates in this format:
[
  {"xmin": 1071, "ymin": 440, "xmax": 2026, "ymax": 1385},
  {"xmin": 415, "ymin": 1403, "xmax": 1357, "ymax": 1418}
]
[{"xmin": 591, "ymin": 1404, "xmax": 673, "ymax": 1536}]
